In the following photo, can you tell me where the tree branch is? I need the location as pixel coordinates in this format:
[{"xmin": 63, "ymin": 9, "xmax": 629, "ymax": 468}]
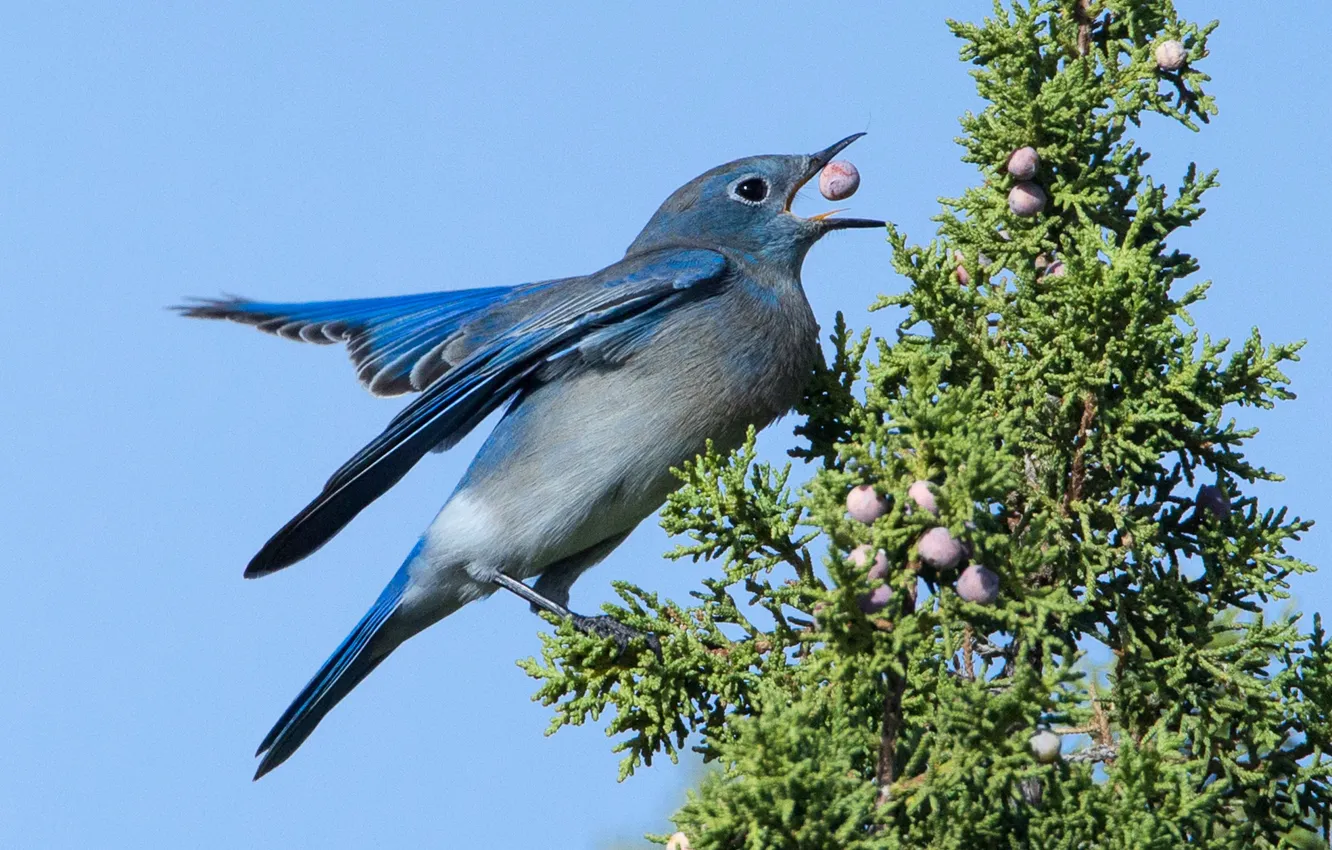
[
  {"xmin": 1075, "ymin": 0, "xmax": 1093, "ymax": 57},
  {"xmin": 876, "ymin": 579, "xmax": 918, "ymax": 805},
  {"xmin": 1066, "ymin": 743, "xmax": 1118, "ymax": 764}
]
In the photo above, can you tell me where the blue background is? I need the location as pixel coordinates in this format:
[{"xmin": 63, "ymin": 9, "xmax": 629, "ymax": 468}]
[{"xmin": 3, "ymin": 2, "xmax": 1327, "ymax": 847}]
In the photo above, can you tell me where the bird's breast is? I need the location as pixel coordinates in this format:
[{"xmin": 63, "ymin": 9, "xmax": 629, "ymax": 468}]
[
  {"xmin": 442, "ymin": 278, "xmax": 819, "ymax": 575},
  {"xmin": 664, "ymin": 277, "xmax": 822, "ymax": 425}
]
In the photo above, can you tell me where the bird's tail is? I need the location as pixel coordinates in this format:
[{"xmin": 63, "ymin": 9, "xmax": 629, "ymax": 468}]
[
  {"xmin": 174, "ymin": 286, "xmax": 515, "ymax": 397},
  {"xmin": 254, "ymin": 568, "xmax": 413, "ymax": 780}
]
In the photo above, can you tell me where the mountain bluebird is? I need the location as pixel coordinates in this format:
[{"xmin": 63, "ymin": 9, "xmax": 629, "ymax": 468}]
[{"xmin": 178, "ymin": 133, "xmax": 883, "ymax": 778}]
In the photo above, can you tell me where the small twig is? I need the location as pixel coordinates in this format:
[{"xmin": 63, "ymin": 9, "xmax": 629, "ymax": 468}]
[
  {"xmin": 1091, "ymin": 688, "xmax": 1113, "ymax": 747},
  {"xmin": 1053, "ymin": 724, "xmax": 1096, "ymax": 735},
  {"xmin": 973, "ymin": 638, "xmax": 1013, "ymax": 660},
  {"xmin": 1066, "ymin": 743, "xmax": 1117, "ymax": 764},
  {"xmin": 962, "ymin": 625, "xmax": 976, "ymax": 681}
]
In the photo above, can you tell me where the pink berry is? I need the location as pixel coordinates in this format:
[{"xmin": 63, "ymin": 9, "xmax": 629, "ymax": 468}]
[
  {"xmin": 1155, "ymin": 39, "xmax": 1187, "ymax": 71},
  {"xmin": 859, "ymin": 584, "xmax": 893, "ymax": 614},
  {"xmin": 956, "ymin": 564, "xmax": 1000, "ymax": 605},
  {"xmin": 953, "ymin": 251, "xmax": 970, "ymax": 286},
  {"xmin": 907, "ymin": 480, "xmax": 939, "ymax": 515},
  {"xmin": 850, "ymin": 544, "xmax": 889, "ymax": 578},
  {"xmin": 846, "ymin": 485, "xmax": 888, "ymax": 524},
  {"xmin": 851, "ymin": 545, "xmax": 892, "ymax": 613},
  {"xmin": 1007, "ymin": 146, "xmax": 1039, "ymax": 181},
  {"xmin": 917, "ymin": 527, "xmax": 965, "ymax": 570},
  {"xmin": 1029, "ymin": 730, "xmax": 1061, "ymax": 763},
  {"xmin": 819, "ymin": 160, "xmax": 860, "ymax": 201},
  {"xmin": 1008, "ymin": 182, "xmax": 1046, "ymax": 217}
]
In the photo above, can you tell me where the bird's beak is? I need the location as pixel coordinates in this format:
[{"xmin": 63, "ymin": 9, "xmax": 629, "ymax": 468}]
[
  {"xmin": 789, "ymin": 132, "xmax": 885, "ymax": 231},
  {"xmin": 809, "ymin": 132, "xmax": 866, "ymax": 170}
]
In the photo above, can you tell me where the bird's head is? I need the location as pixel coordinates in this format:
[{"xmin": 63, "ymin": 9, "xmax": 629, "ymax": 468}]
[{"xmin": 626, "ymin": 133, "xmax": 883, "ymax": 267}]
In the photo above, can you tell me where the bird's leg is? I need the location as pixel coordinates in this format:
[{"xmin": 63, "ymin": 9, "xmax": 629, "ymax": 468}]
[
  {"xmin": 492, "ymin": 572, "xmax": 574, "ymax": 618},
  {"xmin": 490, "ymin": 573, "xmax": 661, "ymax": 659}
]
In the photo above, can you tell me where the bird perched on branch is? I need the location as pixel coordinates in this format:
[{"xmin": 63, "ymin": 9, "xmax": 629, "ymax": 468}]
[{"xmin": 177, "ymin": 134, "xmax": 883, "ymax": 778}]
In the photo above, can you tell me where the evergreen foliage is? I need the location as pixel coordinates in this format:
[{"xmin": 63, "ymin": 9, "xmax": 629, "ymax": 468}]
[{"xmin": 521, "ymin": 2, "xmax": 1331, "ymax": 846}]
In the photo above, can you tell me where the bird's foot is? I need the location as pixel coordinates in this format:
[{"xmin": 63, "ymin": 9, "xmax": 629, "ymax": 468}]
[{"xmin": 571, "ymin": 614, "xmax": 662, "ymax": 661}]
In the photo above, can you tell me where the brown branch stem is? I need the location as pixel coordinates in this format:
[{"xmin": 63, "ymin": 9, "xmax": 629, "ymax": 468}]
[
  {"xmin": 962, "ymin": 625, "xmax": 976, "ymax": 681},
  {"xmin": 875, "ymin": 581, "xmax": 918, "ymax": 806},
  {"xmin": 1063, "ymin": 393, "xmax": 1098, "ymax": 514},
  {"xmin": 1066, "ymin": 743, "xmax": 1117, "ymax": 764},
  {"xmin": 1075, "ymin": 0, "xmax": 1093, "ymax": 57}
]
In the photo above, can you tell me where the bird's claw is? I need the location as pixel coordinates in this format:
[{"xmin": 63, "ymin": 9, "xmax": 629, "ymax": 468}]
[{"xmin": 571, "ymin": 614, "xmax": 663, "ymax": 661}]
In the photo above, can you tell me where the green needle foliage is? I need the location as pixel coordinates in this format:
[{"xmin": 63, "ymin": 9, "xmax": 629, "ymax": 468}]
[{"xmin": 520, "ymin": 2, "xmax": 1331, "ymax": 847}]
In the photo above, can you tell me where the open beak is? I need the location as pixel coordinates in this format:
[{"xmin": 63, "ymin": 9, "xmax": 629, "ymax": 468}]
[{"xmin": 788, "ymin": 132, "xmax": 885, "ymax": 231}]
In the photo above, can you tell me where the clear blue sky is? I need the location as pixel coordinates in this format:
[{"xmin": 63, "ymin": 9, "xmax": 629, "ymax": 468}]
[{"xmin": 3, "ymin": 3, "xmax": 1328, "ymax": 847}]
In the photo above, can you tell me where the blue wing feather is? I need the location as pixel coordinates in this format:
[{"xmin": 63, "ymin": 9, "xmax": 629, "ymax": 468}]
[
  {"xmin": 176, "ymin": 287, "xmax": 516, "ymax": 396},
  {"xmin": 235, "ymin": 248, "xmax": 729, "ymax": 576}
]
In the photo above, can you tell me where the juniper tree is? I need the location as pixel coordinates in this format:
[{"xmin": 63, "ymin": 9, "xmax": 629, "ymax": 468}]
[{"xmin": 520, "ymin": 2, "xmax": 1332, "ymax": 847}]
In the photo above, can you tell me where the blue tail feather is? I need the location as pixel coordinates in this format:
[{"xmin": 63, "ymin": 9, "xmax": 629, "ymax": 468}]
[
  {"xmin": 176, "ymin": 287, "xmax": 514, "ymax": 396},
  {"xmin": 253, "ymin": 561, "xmax": 414, "ymax": 779}
]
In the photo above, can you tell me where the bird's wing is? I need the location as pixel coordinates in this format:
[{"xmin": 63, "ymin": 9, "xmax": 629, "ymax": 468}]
[
  {"xmin": 242, "ymin": 248, "xmax": 730, "ymax": 576},
  {"xmin": 176, "ymin": 286, "xmax": 523, "ymax": 397}
]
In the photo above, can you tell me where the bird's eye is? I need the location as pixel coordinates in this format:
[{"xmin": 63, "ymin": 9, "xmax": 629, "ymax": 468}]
[{"xmin": 733, "ymin": 177, "xmax": 769, "ymax": 204}]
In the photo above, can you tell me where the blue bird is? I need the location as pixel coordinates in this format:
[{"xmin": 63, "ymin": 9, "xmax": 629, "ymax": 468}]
[{"xmin": 177, "ymin": 134, "xmax": 883, "ymax": 778}]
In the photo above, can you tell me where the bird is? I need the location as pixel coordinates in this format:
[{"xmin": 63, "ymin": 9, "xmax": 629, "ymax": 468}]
[{"xmin": 177, "ymin": 133, "xmax": 883, "ymax": 779}]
